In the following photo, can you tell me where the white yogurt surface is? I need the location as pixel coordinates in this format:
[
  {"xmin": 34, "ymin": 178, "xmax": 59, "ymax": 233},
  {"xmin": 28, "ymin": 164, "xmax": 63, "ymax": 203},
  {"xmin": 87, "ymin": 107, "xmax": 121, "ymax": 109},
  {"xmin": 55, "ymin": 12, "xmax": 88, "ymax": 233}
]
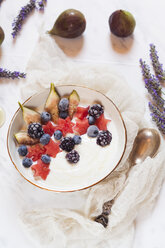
[
  {"xmin": 25, "ymin": 107, "xmax": 122, "ymax": 191},
  {"xmin": 45, "ymin": 113, "xmax": 118, "ymax": 190}
]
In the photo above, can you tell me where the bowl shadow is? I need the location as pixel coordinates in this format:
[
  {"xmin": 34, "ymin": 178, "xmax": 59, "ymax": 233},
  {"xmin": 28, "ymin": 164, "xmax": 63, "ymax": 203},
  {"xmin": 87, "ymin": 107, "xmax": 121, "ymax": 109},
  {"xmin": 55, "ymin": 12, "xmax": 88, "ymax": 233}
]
[{"xmin": 110, "ymin": 33, "xmax": 134, "ymax": 54}]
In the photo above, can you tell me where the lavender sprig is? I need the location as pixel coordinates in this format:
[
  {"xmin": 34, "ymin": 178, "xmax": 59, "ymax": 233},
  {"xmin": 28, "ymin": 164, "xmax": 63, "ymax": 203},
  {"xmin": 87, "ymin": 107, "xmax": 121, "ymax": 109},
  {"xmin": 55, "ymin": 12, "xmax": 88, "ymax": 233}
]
[
  {"xmin": 139, "ymin": 59, "xmax": 162, "ymax": 94},
  {"xmin": 12, "ymin": 0, "xmax": 36, "ymax": 38},
  {"xmin": 150, "ymin": 44, "xmax": 165, "ymax": 81},
  {"xmin": 144, "ymin": 79, "xmax": 165, "ymax": 108},
  {"xmin": 149, "ymin": 102, "xmax": 165, "ymax": 134},
  {"xmin": 139, "ymin": 59, "xmax": 164, "ymax": 108},
  {"xmin": 0, "ymin": 68, "xmax": 26, "ymax": 79}
]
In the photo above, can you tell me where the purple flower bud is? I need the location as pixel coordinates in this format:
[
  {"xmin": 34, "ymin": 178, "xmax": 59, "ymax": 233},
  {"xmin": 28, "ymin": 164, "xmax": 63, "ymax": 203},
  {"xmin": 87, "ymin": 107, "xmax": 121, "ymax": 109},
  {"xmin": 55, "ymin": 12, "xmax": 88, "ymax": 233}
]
[
  {"xmin": 150, "ymin": 44, "xmax": 165, "ymax": 81},
  {"xmin": 149, "ymin": 102, "xmax": 165, "ymax": 134},
  {"xmin": 0, "ymin": 68, "xmax": 26, "ymax": 79}
]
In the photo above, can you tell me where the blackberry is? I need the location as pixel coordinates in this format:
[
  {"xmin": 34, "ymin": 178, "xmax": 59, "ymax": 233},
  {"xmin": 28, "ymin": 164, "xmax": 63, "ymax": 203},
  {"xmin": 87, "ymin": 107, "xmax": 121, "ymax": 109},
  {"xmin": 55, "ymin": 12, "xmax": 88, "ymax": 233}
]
[
  {"xmin": 88, "ymin": 104, "xmax": 104, "ymax": 119},
  {"xmin": 96, "ymin": 130, "xmax": 112, "ymax": 147},
  {"xmin": 28, "ymin": 122, "xmax": 44, "ymax": 139},
  {"xmin": 66, "ymin": 150, "xmax": 80, "ymax": 163},
  {"xmin": 60, "ymin": 137, "xmax": 75, "ymax": 152}
]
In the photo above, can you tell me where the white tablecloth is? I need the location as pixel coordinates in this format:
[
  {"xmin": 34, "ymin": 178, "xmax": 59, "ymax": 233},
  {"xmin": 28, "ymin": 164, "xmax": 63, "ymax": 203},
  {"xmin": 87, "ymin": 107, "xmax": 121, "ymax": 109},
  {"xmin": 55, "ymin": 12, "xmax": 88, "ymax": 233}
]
[{"xmin": 0, "ymin": 0, "xmax": 165, "ymax": 247}]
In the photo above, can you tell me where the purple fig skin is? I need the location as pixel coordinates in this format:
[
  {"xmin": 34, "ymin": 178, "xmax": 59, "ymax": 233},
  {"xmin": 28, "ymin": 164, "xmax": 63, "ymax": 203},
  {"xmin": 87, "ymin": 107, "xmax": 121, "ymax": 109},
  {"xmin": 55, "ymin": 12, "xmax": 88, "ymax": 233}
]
[
  {"xmin": 49, "ymin": 9, "xmax": 86, "ymax": 38},
  {"xmin": 0, "ymin": 26, "xmax": 4, "ymax": 45},
  {"xmin": 109, "ymin": 10, "xmax": 136, "ymax": 37}
]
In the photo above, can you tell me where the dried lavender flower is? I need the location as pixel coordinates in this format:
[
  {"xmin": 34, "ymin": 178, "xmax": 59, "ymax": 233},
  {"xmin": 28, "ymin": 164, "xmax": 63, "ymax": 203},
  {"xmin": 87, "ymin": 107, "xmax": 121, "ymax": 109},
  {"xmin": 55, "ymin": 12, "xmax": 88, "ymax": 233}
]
[
  {"xmin": 94, "ymin": 214, "xmax": 108, "ymax": 228},
  {"xmin": 139, "ymin": 58, "xmax": 164, "ymax": 108},
  {"xmin": 0, "ymin": 68, "xmax": 26, "ymax": 79},
  {"xmin": 36, "ymin": 0, "xmax": 47, "ymax": 10},
  {"xmin": 150, "ymin": 44, "xmax": 165, "ymax": 81},
  {"xmin": 139, "ymin": 59, "xmax": 162, "ymax": 93},
  {"xmin": 149, "ymin": 102, "xmax": 165, "ymax": 134},
  {"xmin": 144, "ymin": 79, "xmax": 165, "ymax": 108},
  {"xmin": 12, "ymin": 0, "xmax": 36, "ymax": 38}
]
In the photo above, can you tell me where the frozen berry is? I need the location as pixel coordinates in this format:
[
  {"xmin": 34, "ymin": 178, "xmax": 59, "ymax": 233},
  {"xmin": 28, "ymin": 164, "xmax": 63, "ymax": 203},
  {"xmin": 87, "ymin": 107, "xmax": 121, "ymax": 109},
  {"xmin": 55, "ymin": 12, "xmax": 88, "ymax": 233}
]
[
  {"xmin": 58, "ymin": 98, "xmax": 69, "ymax": 111},
  {"xmin": 59, "ymin": 111, "xmax": 68, "ymax": 119},
  {"xmin": 22, "ymin": 157, "xmax": 33, "ymax": 168},
  {"xmin": 41, "ymin": 112, "xmax": 51, "ymax": 124},
  {"xmin": 66, "ymin": 150, "xmax": 80, "ymax": 163},
  {"xmin": 18, "ymin": 145, "xmax": 28, "ymax": 156},
  {"xmin": 28, "ymin": 122, "xmax": 44, "ymax": 139},
  {"xmin": 60, "ymin": 137, "xmax": 75, "ymax": 152},
  {"xmin": 96, "ymin": 130, "xmax": 112, "ymax": 147},
  {"xmin": 73, "ymin": 135, "xmax": 82, "ymax": 144},
  {"xmin": 88, "ymin": 116, "xmax": 95, "ymax": 125},
  {"xmin": 87, "ymin": 125, "xmax": 99, "ymax": 137},
  {"xmin": 54, "ymin": 130, "xmax": 62, "ymax": 140},
  {"xmin": 88, "ymin": 104, "xmax": 104, "ymax": 119},
  {"xmin": 40, "ymin": 134, "xmax": 51, "ymax": 145},
  {"xmin": 41, "ymin": 154, "xmax": 51, "ymax": 164}
]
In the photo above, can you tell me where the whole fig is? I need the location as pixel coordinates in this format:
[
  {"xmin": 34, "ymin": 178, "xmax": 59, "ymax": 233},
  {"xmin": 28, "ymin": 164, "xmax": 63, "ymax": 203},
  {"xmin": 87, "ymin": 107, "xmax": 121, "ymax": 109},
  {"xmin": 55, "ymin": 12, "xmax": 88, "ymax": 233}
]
[
  {"xmin": 49, "ymin": 9, "xmax": 86, "ymax": 38},
  {"xmin": 0, "ymin": 26, "xmax": 4, "ymax": 45},
  {"xmin": 109, "ymin": 10, "xmax": 136, "ymax": 37}
]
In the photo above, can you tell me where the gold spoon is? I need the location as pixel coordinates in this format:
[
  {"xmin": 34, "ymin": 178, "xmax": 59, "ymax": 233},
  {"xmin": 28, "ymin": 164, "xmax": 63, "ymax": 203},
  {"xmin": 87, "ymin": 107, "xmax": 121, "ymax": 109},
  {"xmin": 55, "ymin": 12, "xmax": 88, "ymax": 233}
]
[
  {"xmin": 95, "ymin": 128, "xmax": 161, "ymax": 227},
  {"xmin": 129, "ymin": 128, "xmax": 161, "ymax": 166}
]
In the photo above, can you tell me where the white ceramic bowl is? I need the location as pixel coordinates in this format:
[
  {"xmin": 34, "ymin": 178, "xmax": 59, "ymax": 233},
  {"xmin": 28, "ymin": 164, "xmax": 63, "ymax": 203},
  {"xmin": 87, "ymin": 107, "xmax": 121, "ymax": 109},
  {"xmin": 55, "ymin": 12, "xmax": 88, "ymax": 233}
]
[{"xmin": 7, "ymin": 85, "xmax": 127, "ymax": 192}]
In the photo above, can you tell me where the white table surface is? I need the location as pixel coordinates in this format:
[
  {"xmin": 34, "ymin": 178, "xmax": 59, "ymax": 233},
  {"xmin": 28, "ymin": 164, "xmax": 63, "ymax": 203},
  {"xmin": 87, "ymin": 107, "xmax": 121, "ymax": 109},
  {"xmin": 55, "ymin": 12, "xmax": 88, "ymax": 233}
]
[{"xmin": 0, "ymin": 0, "xmax": 164, "ymax": 247}]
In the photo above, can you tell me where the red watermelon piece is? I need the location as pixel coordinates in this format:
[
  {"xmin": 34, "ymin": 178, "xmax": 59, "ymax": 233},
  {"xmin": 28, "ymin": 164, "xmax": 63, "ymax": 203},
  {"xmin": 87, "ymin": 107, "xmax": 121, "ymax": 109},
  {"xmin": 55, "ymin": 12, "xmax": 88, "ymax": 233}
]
[
  {"xmin": 44, "ymin": 139, "xmax": 61, "ymax": 158},
  {"xmin": 74, "ymin": 118, "xmax": 89, "ymax": 135},
  {"xmin": 31, "ymin": 159, "xmax": 50, "ymax": 180},
  {"xmin": 43, "ymin": 121, "xmax": 56, "ymax": 136},
  {"xmin": 95, "ymin": 114, "xmax": 110, "ymax": 130},
  {"xmin": 27, "ymin": 144, "xmax": 46, "ymax": 161},
  {"xmin": 75, "ymin": 106, "xmax": 89, "ymax": 120},
  {"xmin": 54, "ymin": 117, "xmax": 74, "ymax": 136}
]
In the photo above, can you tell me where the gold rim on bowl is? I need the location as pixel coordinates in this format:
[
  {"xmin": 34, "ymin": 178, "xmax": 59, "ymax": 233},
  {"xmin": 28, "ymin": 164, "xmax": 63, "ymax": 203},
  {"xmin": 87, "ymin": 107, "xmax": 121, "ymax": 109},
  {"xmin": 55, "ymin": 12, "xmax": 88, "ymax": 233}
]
[{"xmin": 7, "ymin": 84, "xmax": 127, "ymax": 193}]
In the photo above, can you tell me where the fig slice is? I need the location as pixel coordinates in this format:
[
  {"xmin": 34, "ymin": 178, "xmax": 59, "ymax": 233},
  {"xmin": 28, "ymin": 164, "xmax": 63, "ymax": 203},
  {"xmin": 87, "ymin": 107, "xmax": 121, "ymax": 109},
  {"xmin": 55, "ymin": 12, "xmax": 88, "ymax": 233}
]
[
  {"xmin": 14, "ymin": 132, "xmax": 39, "ymax": 145},
  {"xmin": 45, "ymin": 83, "xmax": 60, "ymax": 124},
  {"xmin": 18, "ymin": 102, "xmax": 41, "ymax": 125},
  {"xmin": 68, "ymin": 90, "xmax": 80, "ymax": 119}
]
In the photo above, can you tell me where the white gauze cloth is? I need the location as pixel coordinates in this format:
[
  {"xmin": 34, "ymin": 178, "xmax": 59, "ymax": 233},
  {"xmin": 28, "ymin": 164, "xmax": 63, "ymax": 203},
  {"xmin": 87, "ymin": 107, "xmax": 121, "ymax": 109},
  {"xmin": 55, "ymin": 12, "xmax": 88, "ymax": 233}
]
[{"xmin": 20, "ymin": 34, "xmax": 165, "ymax": 248}]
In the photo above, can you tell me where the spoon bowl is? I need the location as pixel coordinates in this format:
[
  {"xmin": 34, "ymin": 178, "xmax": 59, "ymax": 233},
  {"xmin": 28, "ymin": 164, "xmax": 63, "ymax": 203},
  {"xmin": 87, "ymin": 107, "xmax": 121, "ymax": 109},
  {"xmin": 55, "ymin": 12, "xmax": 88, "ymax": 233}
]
[{"xmin": 129, "ymin": 128, "xmax": 160, "ymax": 166}]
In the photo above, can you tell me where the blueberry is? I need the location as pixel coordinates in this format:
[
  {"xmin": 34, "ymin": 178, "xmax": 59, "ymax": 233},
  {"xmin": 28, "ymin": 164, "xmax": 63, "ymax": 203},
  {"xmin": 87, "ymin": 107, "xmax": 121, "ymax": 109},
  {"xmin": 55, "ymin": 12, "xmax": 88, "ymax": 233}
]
[
  {"xmin": 22, "ymin": 158, "xmax": 33, "ymax": 168},
  {"xmin": 59, "ymin": 111, "xmax": 68, "ymax": 119},
  {"xmin": 73, "ymin": 135, "xmax": 82, "ymax": 144},
  {"xmin": 18, "ymin": 145, "xmax": 28, "ymax": 156},
  {"xmin": 41, "ymin": 154, "xmax": 51, "ymax": 164},
  {"xmin": 54, "ymin": 130, "xmax": 62, "ymax": 140},
  {"xmin": 87, "ymin": 125, "xmax": 99, "ymax": 137},
  {"xmin": 40, "ymin": 134, "xmax": 51, "ymax": 145},
  {"xmin": 88, "ymin": 116, "xmax": 95, "ymax": 125},
  {"xmin": 58, "ymin": 98, "xmax": 69, "ymax": 111},
  {"xmin": 41, "ymin": 112, "xmax": 51, "ymax": 124}
]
